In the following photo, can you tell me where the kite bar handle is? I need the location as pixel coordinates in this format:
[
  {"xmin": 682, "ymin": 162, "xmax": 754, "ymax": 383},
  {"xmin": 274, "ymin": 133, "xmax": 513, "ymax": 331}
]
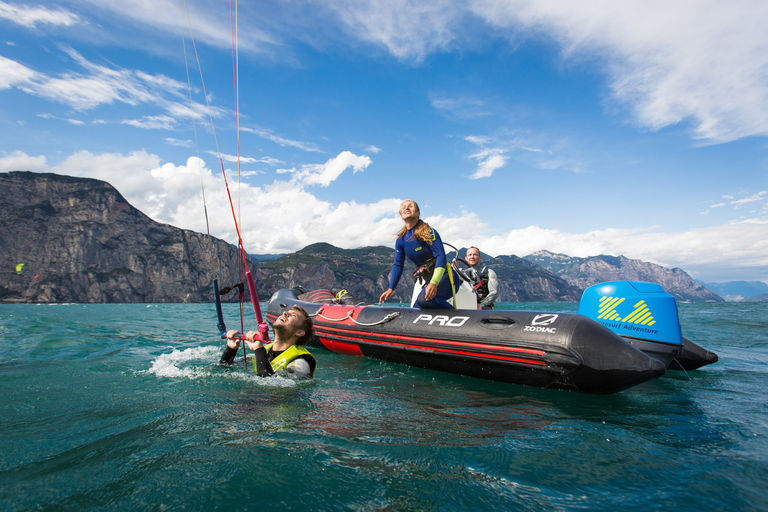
[{"xmin": 246, "ymin": 271, "xmax": 269, "ymax": 342}]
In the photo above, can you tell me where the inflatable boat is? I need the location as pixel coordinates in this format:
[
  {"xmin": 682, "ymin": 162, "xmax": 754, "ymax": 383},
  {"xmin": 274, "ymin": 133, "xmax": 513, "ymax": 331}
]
[
  {"xmin": 266, "ymin": 288, "xmax": 654, "ymax": 393},
  {"xmin": 263, "ymin": 278, "xmax": 716, "ymax": 394}
]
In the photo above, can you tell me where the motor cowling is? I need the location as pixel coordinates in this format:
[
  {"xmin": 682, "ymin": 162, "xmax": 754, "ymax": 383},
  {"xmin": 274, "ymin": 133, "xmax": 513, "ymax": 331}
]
[{"xmin": 577, "ymin": 280, "xmax": 683, "ymax": 347}]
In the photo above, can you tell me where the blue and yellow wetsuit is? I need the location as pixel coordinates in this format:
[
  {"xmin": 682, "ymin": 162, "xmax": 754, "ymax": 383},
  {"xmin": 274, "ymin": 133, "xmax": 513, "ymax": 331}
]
[{"xmin": 388, "ymin": 226, "xmax": 460, "ymax": 309}]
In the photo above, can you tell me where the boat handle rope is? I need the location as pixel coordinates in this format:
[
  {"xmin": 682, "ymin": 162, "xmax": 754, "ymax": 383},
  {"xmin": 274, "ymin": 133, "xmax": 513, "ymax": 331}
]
[
  {"xmin": 670, "ymin": 357, "xmax": 692, "ymax": 380},
  {"xmin": 312, "ymin": 310, "xmax": 401, "ymax": 326}
]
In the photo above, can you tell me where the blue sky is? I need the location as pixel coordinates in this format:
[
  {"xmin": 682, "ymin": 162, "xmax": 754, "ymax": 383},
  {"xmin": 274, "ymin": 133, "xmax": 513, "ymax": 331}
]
[{"xmin": 1, "ymin": 0, "xmax": 767, "ymax": 283}]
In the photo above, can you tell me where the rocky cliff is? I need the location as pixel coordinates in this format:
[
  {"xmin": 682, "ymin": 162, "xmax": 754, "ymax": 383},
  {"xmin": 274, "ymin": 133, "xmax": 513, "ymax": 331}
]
[
  {"xmin": 481, "ymin": 254, "xmax": 582, "ymax": 302},
  {"xmin": 253, "ymin": 243, "xmax": 407, "ymax": 303},
  {"xmin": 525, "ymin": 250, "xmax": 723, "ymax": 302},
  {"xmin": 0, "ymin": 171, "xmax": 244, "ymax": 303}
]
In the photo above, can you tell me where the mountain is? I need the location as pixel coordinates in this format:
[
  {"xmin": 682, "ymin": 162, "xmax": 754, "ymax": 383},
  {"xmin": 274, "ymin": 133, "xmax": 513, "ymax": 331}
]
[
  {"xmin": 0, "ymin": 171, "xmax": 245, "ymax": 303},
  {"xmin": 444, "ymin": 249, "xmax": 581, "ymax": 301},
  {"xmin": 525, "ymin": 250, "xmax": 723, "ymax": 302},
  {"xmin": 701, "ymin": 281, "xmax": 768, "ymax": 302},
  {"xmin": 252, "ymin": 242, "xmax": 403, "ymax": 303},
  {"xmin": 480, "ymin": 254, "xmax": 581, "ymax": 302},
  {"xmin": 253, "ymin": 245, "xmax": 583, "ymax": 304},
  {"xmin": 1, "ymin": 171, "xmax": 722, "ymax": 304},
  {"xmin": 0, "ymin": 172, "xmax": 404, "ymax": 304}
]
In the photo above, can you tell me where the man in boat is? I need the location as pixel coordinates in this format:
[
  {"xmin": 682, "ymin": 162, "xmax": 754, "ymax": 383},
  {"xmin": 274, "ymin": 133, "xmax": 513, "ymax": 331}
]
[
  {"xmin": 465, "ymin": 246, "xmax": 498, "ymax": 310},
  {"xmin": 220, "ymin": 305, "xmax": 316, "ymax": 378}
]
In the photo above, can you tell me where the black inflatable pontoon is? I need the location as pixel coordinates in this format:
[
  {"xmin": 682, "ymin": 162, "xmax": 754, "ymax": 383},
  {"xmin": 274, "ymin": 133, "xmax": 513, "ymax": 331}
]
[{"xmin": 266, "ymin": 287, "xmax": 669, "ymax": 394}]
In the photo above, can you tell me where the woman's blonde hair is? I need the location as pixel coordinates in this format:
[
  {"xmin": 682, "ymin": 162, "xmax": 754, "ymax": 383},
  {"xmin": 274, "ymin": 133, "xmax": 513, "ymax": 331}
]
[{"xmin": 396, "ymin": 199, "xmax": 434, "ymax": 244}]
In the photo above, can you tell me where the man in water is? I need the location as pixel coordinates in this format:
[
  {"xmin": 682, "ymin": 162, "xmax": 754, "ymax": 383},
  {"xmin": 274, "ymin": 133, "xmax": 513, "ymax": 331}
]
[
  {"xmin": 220, "ymin": 305, "xmax": 316, "ymax": 378},
  {"xmin": 465, "ymin": 246, "xmax": 499, "ymax": 310}
]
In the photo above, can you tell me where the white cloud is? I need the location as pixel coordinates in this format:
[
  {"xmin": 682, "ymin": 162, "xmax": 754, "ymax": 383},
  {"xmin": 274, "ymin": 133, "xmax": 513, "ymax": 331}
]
[
  {"xmin": 468, "ymin": 148, "xmax": 507, "ymax": 179},
  {"xmin": 164, "ymin": 137, "xmax": 192, "ymax": 148},
  {"xmin": 122, "ymin": 114, "xmax": 177, "ymax": 130},
  {"xmin": 0, "ymin": 54, "xmax": 36, "ymax": 89},
  {"xmin": 77, "ymin": 0, "xmax": 279, "ymax": 56},
  {"xmin": 320, "ymin": 1, "xmax": 768, "ymax": 144},
  {"xmin": 163, "ymin": 101, "xmax": 208, "ymax": 121},
  {"xmin": 327, "ymin": 0, "xmax": 461, "ymax": 62},
  {"xmin": 417, "ymin": 210, "xmax": 490, "ymax": 252},
  {"xmin": 0, "ymin": 1, "xmax": 79, "ymax": 28},
  {"xmin": 258, "ymin": 156, "xmax": 283, "ymax": 166},
  {"xmin": 28, "ymin": 75, "xmax": 120, "ymax": 110},
  {"xmin": 293, "ymin": 151, "xmax": 372, "ymax": 187},
  {"xmin": 464, "ymin": 135, "xmax": 515, "ymax": 179},
  {"xmin": 0, "ymin": 150, "xmax": 48, "ymax": 171},
  {"xmin": 239, "ymin": 170, "xmax": 266, "ymax": 177},
  {"xmin": 241, "ymin": 125, "xmax": 322, "ymax": 153},
  {"xmin": 468, "ymin": 0, "xmax": 768, "ymax": 143},
  {"xmin": 464, "ymin": 130, "xmax": 588, "ymax": 176},
  {"xmin": 474, "ymin": 220, "xmax": 768, "ymax": 279},
  {"xmin": 5, "ymin": 47, "xmax": 200, "ymax": 122},
  {"xmin": 211, "ymin": 152, "xmax": 273, "ymax": 165},
  {"xmin": 430, "ymin": 94, "xmax": 490, "ymax": 119},
  {"xmin": 56, "ymin": 150, "xmax": 163, "ymax": 200},
  {"xmin": 37, "ymin": 112, "xmax": 90, "ymax": 125},
  {"xmin": 465, "ymin": 135, "xmax": 489, "ymax": 145},
  {"xmin": 732, "ymin": 190, "xmax": 767, "ymax": 207},
  {"xmin": 234, "ymin": 183, "xmax": 402, "ymax": 253},
  {"xmin": 701, "ymin": 190, "xmax": 768, "ymax": 215}
]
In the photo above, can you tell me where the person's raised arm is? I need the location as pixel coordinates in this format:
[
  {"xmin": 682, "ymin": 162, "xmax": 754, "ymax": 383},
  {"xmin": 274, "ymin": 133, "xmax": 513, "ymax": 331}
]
[{"xmin": 383, "ymin": 238, "xmax": 406, "ymax": 302}]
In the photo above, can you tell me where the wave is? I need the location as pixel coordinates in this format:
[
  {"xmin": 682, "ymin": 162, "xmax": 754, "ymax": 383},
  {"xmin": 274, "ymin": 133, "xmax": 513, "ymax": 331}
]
[{"xmin": 146, "ymin": 345, "xmax": 298, "ymax": 388}]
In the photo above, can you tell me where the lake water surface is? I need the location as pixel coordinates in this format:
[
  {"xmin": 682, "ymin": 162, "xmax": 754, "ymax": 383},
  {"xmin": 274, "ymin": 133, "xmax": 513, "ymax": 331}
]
[{"xmin": 1, "ymin": 301, "xmax": 766, "ymax": 511}]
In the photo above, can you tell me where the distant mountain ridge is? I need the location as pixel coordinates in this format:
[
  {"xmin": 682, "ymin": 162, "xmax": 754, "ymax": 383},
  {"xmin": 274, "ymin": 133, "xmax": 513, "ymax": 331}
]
[
  {"xmin": 701, "ymin": 281, "xmax": 768, "ymax": 302},
  {"xmin": 524, "ymin": 250, "xmax": 723, "ymax": 302},
  {"xmin": 1, "ymin": 171, "xmax": 721, "ymax": 303}
]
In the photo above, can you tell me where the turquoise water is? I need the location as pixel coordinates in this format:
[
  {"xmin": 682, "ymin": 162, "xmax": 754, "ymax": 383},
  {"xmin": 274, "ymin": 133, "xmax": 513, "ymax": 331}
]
[{"xmin": 1, "ymin": 301, "xmax": 766, "ymax": 511}]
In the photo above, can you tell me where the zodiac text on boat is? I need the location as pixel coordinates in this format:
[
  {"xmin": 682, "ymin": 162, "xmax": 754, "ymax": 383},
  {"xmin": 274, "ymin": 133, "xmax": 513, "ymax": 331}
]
[
  {"xmin": 523, "ymin": 314, "xmax": 559, "ymax": 334},
  {"xmin": 413, "ymin": 314, "xmax": 470, "ymax": 327}
]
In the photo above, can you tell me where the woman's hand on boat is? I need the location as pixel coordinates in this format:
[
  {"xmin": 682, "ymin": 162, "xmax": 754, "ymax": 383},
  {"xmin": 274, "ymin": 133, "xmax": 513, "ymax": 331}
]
[
  {"xmin": 379, "ymin": 288, "xmax": 394, "ymax": 304},
  {"xmin": 424, "ymin": 283, "xmax": 437, "ymax": 301}
]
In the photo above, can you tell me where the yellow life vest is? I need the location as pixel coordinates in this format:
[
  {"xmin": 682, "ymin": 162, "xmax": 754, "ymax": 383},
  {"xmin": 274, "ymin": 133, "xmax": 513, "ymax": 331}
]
[{"xmin": 253, "ymin": 343, "xmax": 316, "ymax": 377}]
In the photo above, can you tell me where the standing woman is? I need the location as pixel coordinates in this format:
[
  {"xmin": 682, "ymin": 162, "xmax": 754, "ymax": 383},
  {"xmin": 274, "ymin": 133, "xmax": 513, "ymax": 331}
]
[{"xmin": 379, "ymin": 199, "xmax": 460, "ymax": 309}]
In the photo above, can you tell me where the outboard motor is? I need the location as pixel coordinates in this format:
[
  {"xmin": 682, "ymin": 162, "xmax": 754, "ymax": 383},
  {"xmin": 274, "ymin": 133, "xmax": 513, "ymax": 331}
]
[{"xmin": 578, "ymin": 281, "xmax": 683, "ymax": 367}]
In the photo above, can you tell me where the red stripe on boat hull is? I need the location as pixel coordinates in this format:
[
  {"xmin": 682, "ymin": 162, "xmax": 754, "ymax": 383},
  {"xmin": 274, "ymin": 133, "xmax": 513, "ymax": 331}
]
[{"xmin": 314, "ymin": 326, "xmax": 547, "ymax": 366}]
